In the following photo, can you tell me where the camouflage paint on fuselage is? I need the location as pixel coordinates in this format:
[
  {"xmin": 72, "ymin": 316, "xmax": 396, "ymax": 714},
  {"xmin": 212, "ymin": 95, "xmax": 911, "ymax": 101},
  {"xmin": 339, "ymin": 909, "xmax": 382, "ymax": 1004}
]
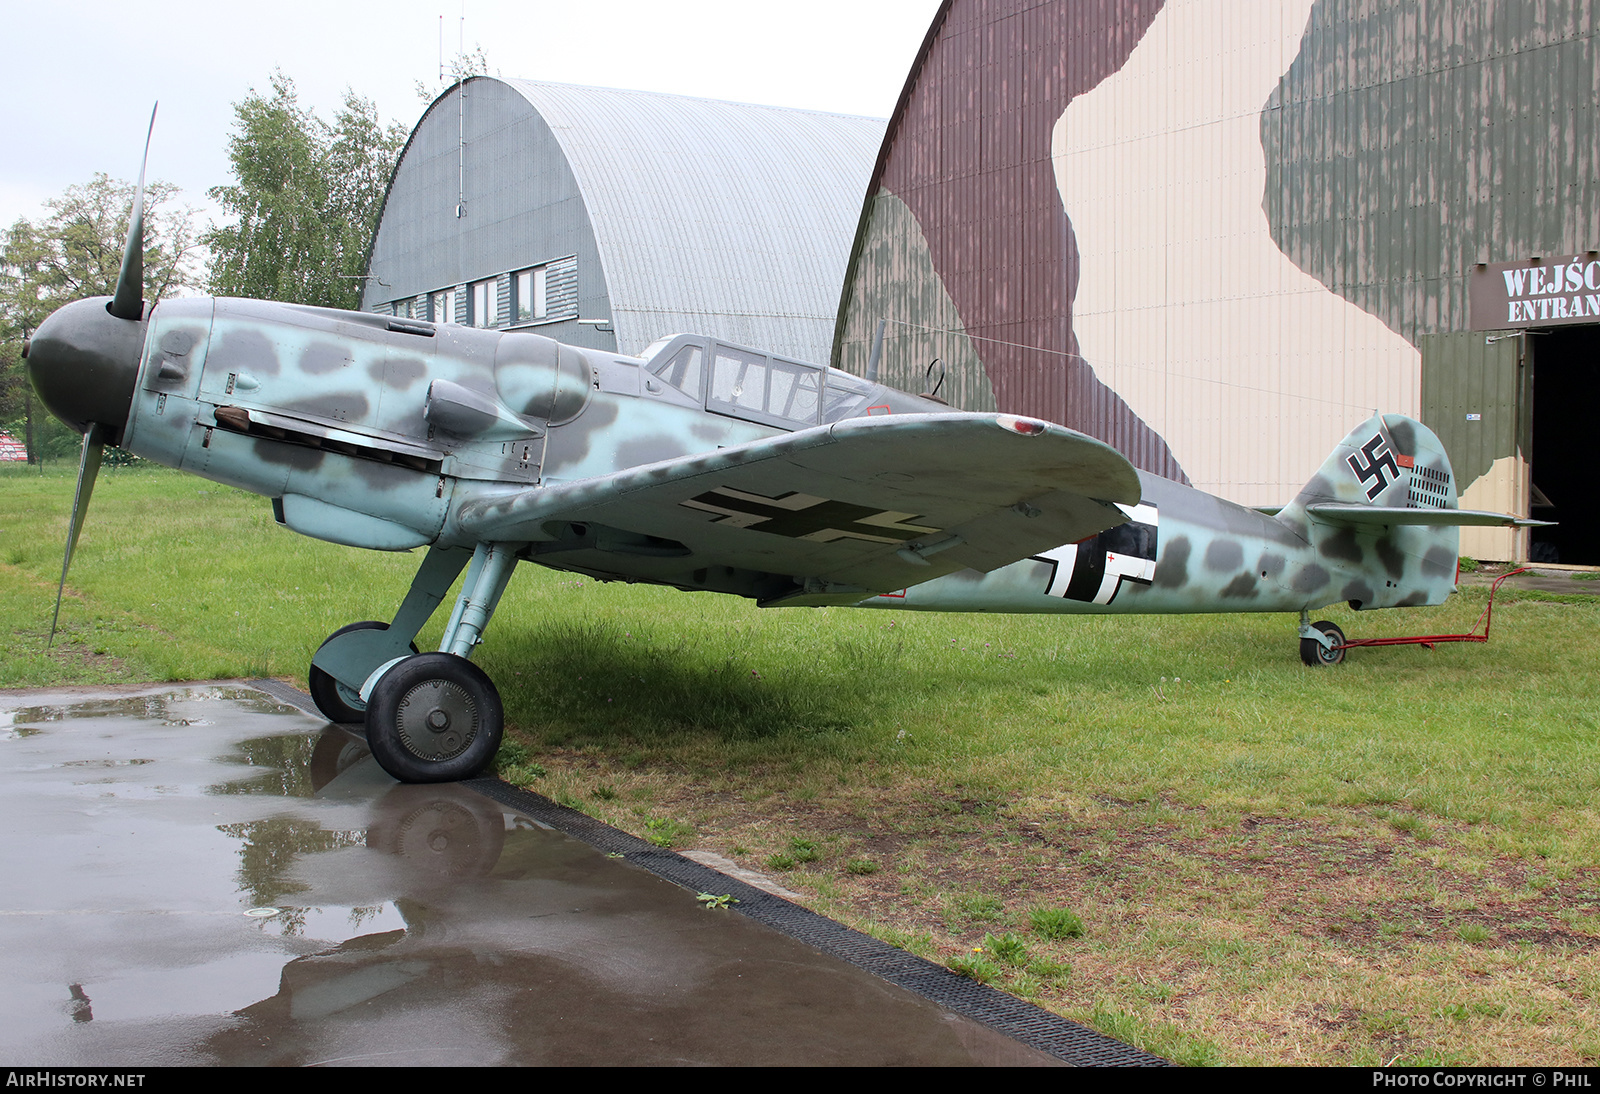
[
  {"xmin": 118, "ymin": 295, "xmax": 1465, "ymax": 624},
  {"xmin": 119, "ymin": 299, "xmax": 953, "ymax": 571},
  {"xmin": 860, "ymin": 414, "xmax": 1462, "ymax": 618}
]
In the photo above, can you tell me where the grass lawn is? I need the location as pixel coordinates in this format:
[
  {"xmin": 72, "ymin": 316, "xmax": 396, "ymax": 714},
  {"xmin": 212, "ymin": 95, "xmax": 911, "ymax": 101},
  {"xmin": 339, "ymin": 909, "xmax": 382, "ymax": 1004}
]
[{"xmin": 3, "ymin": 462, "xmax": 1597, "ymax": 1065}]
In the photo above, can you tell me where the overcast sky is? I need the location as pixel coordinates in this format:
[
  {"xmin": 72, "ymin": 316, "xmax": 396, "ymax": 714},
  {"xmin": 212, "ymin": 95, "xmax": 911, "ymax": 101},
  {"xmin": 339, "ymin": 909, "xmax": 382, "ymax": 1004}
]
[{"xmin": 2, "ymin": 0, "xmax": 941, "ymax": 232}]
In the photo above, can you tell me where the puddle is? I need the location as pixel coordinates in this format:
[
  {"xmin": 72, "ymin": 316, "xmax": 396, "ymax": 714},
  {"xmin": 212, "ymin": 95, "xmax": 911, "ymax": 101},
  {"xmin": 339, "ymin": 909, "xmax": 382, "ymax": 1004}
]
[{"xmin": 0, "ymin": 683, "xmax": 1071, "ymax": 1067}]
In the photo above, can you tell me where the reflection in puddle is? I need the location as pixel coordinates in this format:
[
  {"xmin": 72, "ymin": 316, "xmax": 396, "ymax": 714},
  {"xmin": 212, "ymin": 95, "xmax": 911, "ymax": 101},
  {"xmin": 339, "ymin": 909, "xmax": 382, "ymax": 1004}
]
[
  {"xmin": 208, "ymin": 733, "xmax": 327, "ymax": 799},
  {"xmin": 67, "ymin": 984, "xmax": 92, "ymax": 1024},
  {"xmin": 8, "ymin": 687, "xmax": 303, "ymax": 730},
  {"xmin": 367, "ymin": 789, "xmax": 508, "ymax": 882},
  {"xmin": 249, "ymin": 902, "xmax": 408, "ymax": 942},
  {"xmin": 0, "ymin": 710, "xmax": 39, "ymax": 739},
  {"xmin": 216, "ymin": 817, "xmax": 368, "ymax": 907}
]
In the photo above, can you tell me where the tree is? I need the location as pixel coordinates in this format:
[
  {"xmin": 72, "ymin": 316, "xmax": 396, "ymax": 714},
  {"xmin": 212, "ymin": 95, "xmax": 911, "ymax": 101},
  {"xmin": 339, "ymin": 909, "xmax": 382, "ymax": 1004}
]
[
  {"xmin": 0, "ymin": 174, "xmax": 200, "ymax": 462},
  {"xmin": 204, "ymin": 73, "xmax": 407, "ymax": 311},
  {"xmin": 414, "ymin": 46, "xmax": 493, "ymax": 105}
]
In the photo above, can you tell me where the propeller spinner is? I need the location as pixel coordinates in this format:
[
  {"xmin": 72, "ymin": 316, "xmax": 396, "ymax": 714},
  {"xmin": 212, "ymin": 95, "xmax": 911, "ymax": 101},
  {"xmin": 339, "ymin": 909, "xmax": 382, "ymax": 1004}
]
[{"xmin": 27, "ymin": 104, "xmax": 157, "ymax": 645}]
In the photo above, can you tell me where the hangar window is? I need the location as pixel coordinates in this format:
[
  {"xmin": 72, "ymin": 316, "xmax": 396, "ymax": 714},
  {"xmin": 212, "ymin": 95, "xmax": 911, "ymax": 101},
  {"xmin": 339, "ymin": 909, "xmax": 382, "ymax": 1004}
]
[
  {"xmin": 514, "ymin": 267, "xmax": 548, "ymax": 323},
  {"xmin": 469, "ymin": 279, "xmax": 496, "ymax": 327},
  {"xmin": 429, "ymin": 289, "xmax": 456, "ymax": 324}
]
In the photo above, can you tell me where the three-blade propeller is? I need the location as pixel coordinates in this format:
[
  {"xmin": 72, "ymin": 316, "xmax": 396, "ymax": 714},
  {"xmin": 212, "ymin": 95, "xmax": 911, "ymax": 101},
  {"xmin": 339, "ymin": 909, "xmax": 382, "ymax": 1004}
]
[{"xmin": 47, "ymin": 104, "xmax": 156, "ymax": 647}]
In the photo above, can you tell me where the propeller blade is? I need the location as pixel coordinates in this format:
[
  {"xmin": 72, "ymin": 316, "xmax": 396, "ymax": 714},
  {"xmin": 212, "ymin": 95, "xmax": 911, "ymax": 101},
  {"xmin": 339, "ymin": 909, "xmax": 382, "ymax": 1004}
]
[
  {"xmin": 107, "ymin": 104, "xmax": 158, "ymax": 322},
  {"xmin": 48, "ymin": 424, "xmax": 108, "ymax": 648}
]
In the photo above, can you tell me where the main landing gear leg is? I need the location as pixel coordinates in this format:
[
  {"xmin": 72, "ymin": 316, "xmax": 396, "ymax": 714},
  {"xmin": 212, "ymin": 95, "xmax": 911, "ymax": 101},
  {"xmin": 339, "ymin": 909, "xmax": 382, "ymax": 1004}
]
[
  {"xmin": 362, "ymin": 542, "xmax": 519, "ymax": 784},
  {"xmin": 308, "ymin": 546, "xmax": 471, "ymax": 723}
]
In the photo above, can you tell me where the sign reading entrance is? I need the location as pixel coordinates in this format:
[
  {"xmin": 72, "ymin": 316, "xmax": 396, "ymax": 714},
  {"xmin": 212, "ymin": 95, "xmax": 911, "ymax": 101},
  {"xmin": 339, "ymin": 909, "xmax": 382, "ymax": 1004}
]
[{"xmin": 1471, "ymin": 253, "xmax": 1600, "ymax": 330}]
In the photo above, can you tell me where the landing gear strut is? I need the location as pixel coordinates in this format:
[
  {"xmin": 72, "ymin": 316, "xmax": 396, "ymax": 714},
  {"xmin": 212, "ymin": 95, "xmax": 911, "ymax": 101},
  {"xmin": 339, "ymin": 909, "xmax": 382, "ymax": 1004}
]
[
  {"xmin": 308, "ymin": 542, "xmax": 519, "ymax": 784},
  {"xmin": 308, "ymin": 621, "xmax": 416, "ymax": 723},
  {"xmin": 1298, "ymin": 618, "xmax": 1346, "ymax": 667}
]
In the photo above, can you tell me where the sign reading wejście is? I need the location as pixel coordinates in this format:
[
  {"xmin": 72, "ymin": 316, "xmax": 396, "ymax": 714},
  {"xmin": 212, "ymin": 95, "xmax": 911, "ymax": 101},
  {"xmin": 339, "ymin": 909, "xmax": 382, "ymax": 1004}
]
[{"xmin": 1471, "ymin": 252, "xmax": 1600, "ymax": 330}]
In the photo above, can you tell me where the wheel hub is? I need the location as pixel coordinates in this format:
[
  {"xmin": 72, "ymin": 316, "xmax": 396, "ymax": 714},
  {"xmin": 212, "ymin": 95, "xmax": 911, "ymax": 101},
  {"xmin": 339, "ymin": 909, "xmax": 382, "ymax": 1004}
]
[{"xmin": 395, "ymin": 679, "xmax": 479, "ymax": 761}]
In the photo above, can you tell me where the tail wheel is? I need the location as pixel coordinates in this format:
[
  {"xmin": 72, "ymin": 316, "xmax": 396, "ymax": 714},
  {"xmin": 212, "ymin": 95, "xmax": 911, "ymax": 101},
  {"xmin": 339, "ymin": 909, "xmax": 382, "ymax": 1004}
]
[
  {"xmin": 1299, "ymin": 620, "xmax": 1347, "ymax": 667},
  {"xmin": 364, "ymin": 653, "xmax": 504, "ymax": 784},
  {"xmin": 308, "ymin": 621, "xmax": 418, "ymax": 724}
]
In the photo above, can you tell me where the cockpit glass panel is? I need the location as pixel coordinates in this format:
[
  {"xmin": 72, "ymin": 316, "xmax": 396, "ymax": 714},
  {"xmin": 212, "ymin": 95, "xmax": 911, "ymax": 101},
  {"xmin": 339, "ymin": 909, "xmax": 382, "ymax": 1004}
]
[
  {"xmin": 767, "ymin": 361, "xmax": 820, "ymax": 424},
  {"xmin": 700, "ymin": 341, "xmax": 828, "ymax": 430},
  {"xmin": 711, "ymin": 348, "xmax": 767, "ymax": 413},
  {"xmin": 822, "ymin": 369, "xmax": 873, "ymax": 421},
  {"xmin": 654, "ymin": 345, "xmax": 704, "ymax": 397}
]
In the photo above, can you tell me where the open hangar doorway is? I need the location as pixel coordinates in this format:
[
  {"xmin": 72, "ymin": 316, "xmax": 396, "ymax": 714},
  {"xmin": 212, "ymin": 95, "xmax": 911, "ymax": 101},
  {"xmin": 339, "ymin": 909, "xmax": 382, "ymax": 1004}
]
[{"xmin": 1530, "ymin": 323, "xmax": 1600, "ymax": 565}]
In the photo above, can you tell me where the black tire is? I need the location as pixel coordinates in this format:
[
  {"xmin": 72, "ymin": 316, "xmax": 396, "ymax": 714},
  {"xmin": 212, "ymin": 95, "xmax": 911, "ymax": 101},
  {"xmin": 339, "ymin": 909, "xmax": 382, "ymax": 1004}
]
[
  {"xmin": 1299, "ymin": 620, "xmax": 1347, "ymax": 667},
  {"xmin": 308, "ymin": 621, "xmax": 418, "ymax": 724},
  {"xmin": 364, "ymin": 653, "xmax": 504, "ymax": 784}
]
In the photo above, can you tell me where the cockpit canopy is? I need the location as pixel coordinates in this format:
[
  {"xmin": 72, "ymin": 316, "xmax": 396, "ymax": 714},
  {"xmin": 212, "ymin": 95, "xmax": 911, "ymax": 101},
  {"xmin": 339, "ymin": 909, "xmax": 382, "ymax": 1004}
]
[{"xmin": 641, "ymin": 334, "xmax": 875, "ymax": 430}]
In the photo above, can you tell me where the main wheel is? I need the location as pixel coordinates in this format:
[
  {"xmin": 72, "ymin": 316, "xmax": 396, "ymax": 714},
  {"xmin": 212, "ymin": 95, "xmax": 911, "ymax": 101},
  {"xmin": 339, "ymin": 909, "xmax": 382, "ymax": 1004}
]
[
  {"xmin": 308, "ymin": 621, "xmax": 418, "ymax": 724},
  {"xmin": 1299, "ymin": 620, "xmax": 1347, "ymax": 667},
  {"xmin": 364, "ymin": 653, "xmax": 504, "ymax": 783}
]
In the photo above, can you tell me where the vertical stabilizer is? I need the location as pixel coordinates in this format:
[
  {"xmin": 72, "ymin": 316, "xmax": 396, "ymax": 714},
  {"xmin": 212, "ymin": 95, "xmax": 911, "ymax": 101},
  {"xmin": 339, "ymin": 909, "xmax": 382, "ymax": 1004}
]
[
  {"xmin": 1279, "ymin": 414, "xmax": 1458, "ymax": 524},
  {"xmin": 1276, "ymin": 414, "xmax": 1461, "ymax": 610}
]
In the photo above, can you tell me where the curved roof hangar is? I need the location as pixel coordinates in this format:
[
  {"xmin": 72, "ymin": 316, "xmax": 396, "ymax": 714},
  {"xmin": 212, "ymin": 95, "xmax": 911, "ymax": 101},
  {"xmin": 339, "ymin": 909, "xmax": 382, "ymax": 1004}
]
[{"xmin": 365, "ymin": 77, "xmax": 886, "ymax": 365}]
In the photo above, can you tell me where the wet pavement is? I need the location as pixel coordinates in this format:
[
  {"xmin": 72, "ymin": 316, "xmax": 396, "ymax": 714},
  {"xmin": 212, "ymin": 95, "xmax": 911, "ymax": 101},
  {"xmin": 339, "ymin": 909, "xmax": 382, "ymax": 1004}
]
[{"xmin": 0, "ymin": 682, "xmax": 1156, "ymax": 1067}]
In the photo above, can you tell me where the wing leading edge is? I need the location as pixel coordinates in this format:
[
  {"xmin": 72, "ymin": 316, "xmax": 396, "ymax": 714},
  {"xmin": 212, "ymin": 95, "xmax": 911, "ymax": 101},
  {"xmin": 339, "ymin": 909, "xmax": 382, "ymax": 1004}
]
[{"xmin": 456, "ymin": 413, "xmax": 1142, "ymax": 605}]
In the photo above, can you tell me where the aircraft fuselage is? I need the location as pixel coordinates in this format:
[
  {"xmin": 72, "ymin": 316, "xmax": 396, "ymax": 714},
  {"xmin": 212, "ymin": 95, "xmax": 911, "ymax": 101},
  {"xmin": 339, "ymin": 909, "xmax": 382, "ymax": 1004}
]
[
  {"xmin": 860, "ymin": 468, "xmax": 1458, "ymax": 618},
  {"xmin": 117, "ymin": 297, "xmax": 1458, "ymax": 622}
]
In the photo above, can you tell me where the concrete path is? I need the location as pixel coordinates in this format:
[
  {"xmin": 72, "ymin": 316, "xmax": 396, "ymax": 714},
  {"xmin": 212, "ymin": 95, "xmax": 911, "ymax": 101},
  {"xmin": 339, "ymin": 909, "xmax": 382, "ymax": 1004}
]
[
  {"xmin": 1459, "ymin": 563, "xmax": 1600, "ymax": 597},
  {"xmin": 0, "ymin": 682, "xmax": 1158, "ymax": 1067}
]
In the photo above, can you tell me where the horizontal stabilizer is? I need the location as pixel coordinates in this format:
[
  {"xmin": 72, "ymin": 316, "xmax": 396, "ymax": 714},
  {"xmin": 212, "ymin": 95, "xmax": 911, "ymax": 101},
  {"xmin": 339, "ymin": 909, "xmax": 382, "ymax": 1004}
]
[{"xmin": 1306, "ymin": 503, "xmax": 1551, "ymax": 529}]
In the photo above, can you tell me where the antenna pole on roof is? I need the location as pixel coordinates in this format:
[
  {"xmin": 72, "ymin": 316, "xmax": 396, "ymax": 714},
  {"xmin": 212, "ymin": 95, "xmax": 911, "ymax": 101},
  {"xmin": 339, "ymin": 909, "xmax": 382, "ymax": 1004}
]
[{"xmin": 455, "ymin": 5, "xmax": 466, "ymax": 218}]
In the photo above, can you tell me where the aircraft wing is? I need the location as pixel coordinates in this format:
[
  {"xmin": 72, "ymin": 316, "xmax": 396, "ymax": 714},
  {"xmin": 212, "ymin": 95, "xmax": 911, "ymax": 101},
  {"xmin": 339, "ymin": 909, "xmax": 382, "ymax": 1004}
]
[
  {"xmin": 455, "ymin": 412, "xmax": 1141, "ymax": 605},
  {"xmin": 1306, "ymin": 504, "xmax": 1552, "ymax": 528}
]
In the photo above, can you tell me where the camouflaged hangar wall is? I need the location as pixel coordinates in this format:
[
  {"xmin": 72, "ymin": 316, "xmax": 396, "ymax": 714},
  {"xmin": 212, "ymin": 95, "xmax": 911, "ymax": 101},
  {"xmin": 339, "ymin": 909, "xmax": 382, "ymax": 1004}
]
[{"xmin": 835, "ymin": 0, "xmax": 1600, "ymax": 559}]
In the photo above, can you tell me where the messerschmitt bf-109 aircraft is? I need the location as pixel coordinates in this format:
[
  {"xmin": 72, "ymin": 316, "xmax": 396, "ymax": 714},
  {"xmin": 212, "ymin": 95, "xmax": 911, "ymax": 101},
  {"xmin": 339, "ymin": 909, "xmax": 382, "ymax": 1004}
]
[{"xmin": 25, "ymin": 116, "xmax": 1539, "ymax": 783}]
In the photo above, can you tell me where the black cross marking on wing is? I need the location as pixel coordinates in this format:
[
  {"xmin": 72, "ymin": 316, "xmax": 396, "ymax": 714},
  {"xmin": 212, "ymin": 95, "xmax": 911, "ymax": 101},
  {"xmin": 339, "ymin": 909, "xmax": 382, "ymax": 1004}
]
[
  {"xmin": 1347, "ymin": 434, "xmax": 1400, "ymax": 500},
  {"xmin": 682, "ymin": 487, "xmax": 939, "ymax": 544}
]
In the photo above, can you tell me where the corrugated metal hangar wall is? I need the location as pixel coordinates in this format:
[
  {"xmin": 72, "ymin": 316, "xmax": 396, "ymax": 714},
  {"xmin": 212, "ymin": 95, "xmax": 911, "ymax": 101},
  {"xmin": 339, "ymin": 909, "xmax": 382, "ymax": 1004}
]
[
  {"xmin": 834, "ymin": 0, "xmax": 1599, "ymax": 561},
  {"xmin": 364, "ymin": 78, "xmax": 885, "ymax": 369}
]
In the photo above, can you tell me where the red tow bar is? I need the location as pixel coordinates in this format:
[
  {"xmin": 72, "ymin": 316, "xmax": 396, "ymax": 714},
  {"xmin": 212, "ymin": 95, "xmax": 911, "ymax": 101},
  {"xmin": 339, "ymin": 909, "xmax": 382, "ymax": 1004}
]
[{"xmin": 1334, "ymin": 568, "xmax": 1530, "ymax": 651}]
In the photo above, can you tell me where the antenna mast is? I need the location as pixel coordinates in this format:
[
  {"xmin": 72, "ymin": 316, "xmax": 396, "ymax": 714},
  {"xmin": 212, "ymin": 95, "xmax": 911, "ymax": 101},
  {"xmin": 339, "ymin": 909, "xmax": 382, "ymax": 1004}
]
[{"xmin": 455, "ymin": 5, "xmax": 466, "ymax": 218}]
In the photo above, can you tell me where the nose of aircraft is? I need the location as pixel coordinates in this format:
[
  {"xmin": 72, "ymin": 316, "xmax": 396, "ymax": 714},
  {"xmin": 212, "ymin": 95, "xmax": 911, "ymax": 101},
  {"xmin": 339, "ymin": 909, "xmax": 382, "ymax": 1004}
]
[{"xmin": 25, "ymin": 297, "xmax": 146, "ymax": 442}]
